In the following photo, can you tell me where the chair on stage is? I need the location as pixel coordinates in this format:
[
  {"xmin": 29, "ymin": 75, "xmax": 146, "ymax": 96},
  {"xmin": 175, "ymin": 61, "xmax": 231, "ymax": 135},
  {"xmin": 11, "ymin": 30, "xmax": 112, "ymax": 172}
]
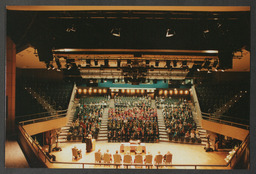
[
  {"xmin": 134, "ymin": 154, "xmax": 143, "ymax": 168},
  {"xmin": 124, "ymin": 146, "xmax": 130, "ymax": 154},
  {"xmin": 124, "ymin": 153, "xmax": 132, "ymax": 168},
  {"xmin": 95, "ymin": 151, "xmax": 102, "ymax": 163},
  {"xmin": 155, "ymin": 154, "xmax": 163, "ymax": 168},
  {"xmin": 145, "ymin": 153, "xmax": 153, "ymax": 168},
  {"xmin": 113, "ymin": 153, "xmax": 122, "ymax": 164},
  {"xmin": 103, "ymin": 153, "xmax": 112, "ymax": 164},
  {"xmin": 165, "ymin": 154, "xmax": 173, "ymax": 164},
  {"xmin": 72, "ymin": 147, "xmax": 82, "ymax": 160}
]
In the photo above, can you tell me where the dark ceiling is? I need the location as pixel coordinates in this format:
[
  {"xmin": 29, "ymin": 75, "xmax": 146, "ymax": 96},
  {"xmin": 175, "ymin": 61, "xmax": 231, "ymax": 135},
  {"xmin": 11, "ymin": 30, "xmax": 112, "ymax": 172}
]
[{"xmin": 7, "ymin": 10, "xmax": 250, "ymax": 54}]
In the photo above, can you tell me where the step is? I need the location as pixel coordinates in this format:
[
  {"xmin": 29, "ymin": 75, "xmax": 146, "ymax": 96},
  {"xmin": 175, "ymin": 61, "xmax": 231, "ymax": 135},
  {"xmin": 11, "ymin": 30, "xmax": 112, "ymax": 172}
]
[
  {"xmin": 99, "ymin": 130, "xmax": 108, "ymax": 133},
  {"xmin": 97, "ymin": 137, "xmax": 108, "ymax": 140},
  {"xmin": 59, "ymin": 132, "xmax": 68, "ymax": 136},
  {"xmin": 159, "ymin": 138, "xmax": 169, "ymax": 142},
  {"xmin": 198, "ymin": 129, "xmax": 207, "ymax": 133},
  {"xmin": 98, "ymin": 134, "xmax": 108, "ymax": 137},
  {"xmin": 159, "ymin": 135, "xmax": 169, "ymax": 138}
]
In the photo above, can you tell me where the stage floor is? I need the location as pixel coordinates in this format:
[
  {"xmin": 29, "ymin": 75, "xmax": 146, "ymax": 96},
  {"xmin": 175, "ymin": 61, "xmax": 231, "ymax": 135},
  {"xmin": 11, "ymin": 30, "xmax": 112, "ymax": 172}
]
[{"xmin": 49, "ymin": 142, "xmax": 230, "ymax": 169}]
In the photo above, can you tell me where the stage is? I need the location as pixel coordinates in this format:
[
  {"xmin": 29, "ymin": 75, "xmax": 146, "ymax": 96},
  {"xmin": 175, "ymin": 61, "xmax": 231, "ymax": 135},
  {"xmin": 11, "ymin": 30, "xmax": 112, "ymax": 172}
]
[{"xmin": 49, "ymin": 142, "xmax": 230, "ymax": 169}]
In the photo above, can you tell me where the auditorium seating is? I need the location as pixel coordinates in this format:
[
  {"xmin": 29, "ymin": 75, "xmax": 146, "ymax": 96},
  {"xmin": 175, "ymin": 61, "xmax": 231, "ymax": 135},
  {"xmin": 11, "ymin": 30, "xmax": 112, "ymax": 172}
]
[
  {"xmin": 155, "ymin": 97, "xmax": 179, "ymax": 108},
  {"xmin": 25, "ymin": 81, "xmax": 73, "ymax": 110},
  {"xmin": 196, "ymin": 84, "xmax": 249, "ymax": 113},
  {"xmin": 114, "ymin": 96, "xmax": 151, "ymax": 107},
  {"xmin": 108, "ymin": 107, "xmax": 159, "ymax": 143},
  {"xmin": 80, "ymin": 96, "xmax": 109, "ymax": 108},
  {"xmin": 68, "ymin": 98, "xmax": 104, "ymax": 141},
  {"xmin": 15, "ymin": 86, "xmax": 48, "ymax": 121},
  {"xmin": 162, "ymin": 99, "xmax": 200, "ymax": 143}
]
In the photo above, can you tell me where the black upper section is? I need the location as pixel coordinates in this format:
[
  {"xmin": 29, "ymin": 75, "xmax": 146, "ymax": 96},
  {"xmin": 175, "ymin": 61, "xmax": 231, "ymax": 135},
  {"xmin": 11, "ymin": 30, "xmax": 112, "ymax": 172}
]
[{"xmin": 7, "ymin": 10, "xmax": 250, "ymax": 53}]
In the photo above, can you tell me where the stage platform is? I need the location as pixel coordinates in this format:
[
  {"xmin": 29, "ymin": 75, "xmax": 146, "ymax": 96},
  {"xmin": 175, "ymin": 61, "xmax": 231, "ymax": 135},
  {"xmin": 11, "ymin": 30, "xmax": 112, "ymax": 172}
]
[{"xmin": 49, "ymin": 142, "xmax": 230, "ymax": 169}]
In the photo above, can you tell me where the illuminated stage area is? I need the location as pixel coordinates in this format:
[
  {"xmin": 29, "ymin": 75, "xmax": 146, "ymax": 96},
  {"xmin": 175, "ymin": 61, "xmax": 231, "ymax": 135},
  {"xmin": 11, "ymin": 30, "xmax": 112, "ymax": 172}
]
[{"xmin": 49, "ymin": 142, "xmax": 229, "ymax": 169}]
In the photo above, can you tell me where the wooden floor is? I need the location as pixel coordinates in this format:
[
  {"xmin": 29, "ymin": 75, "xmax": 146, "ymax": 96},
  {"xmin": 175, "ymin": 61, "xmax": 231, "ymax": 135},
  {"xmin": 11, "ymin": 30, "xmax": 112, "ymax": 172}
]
[{"xmin": 49, "ymin": 141, "xmax": 231, "ymax": 169}]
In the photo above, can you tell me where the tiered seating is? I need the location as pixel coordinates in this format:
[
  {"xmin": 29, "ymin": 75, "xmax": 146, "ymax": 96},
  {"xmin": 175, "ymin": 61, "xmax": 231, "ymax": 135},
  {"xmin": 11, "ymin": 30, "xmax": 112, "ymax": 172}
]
[
  {"xmin": 67, "ymin": 100, "xmax": 104, "ymax": 141},
  {"xmin": 25, "ymin": 81, "xmax": 73, "ymax": 110},
  {"xmin": 16, "ymin": 86, "xmax": 47, "ymax": 120},
  {"xmin": 223, "ymin": 91, "xmax": 250, "ymax": 122},
  {"xmin": 155, "ymin": 97, "xmax": 179, "ymax": 108},
  {"xmin": 196, "ymin": 84, "xmax": 246, "ymax": 113},
  {"xmin": 108, "ymin": 107, "xmax": 159, "ymax": 143},
  {"xmin": 80, "ymin": 96, "xmax": 109, "ymax": 108},
  {"xmin": 163, "ymin": 100, "xmax": 200, "ymax": 143},
  {"xmin": 114, "ymin": 96, "xmax": 151, "ymax": 107}
]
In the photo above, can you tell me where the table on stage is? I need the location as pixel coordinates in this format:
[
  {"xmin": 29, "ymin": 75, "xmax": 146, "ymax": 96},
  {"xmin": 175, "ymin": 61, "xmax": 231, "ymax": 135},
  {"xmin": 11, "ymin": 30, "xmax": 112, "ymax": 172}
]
[{"xmin": 120, "ymin": 143, "xmax": 146, "ymax": 153}]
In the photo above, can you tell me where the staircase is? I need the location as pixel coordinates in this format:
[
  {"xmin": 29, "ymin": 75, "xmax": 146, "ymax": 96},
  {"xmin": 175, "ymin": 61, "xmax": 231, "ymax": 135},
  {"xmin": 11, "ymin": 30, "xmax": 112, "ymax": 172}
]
[
  {"xmin": 157, "ymin": 109, "xmax": 169, "ymax": 142},
  {"xmin": 97, "ymin": 108, "xmax": 109, "ymax": 142},
  {"xmin": 58, "ymin": 99, "xmax": 79, "ymax": 143},
  {"xmin": 214, "ymin": 92, "xmax": 245, "ymax": 116},
  {"xmin": 109, "ymin": 99, "xmax": 114, "ymax": 108},
  {"xmin": 26, "ymin": 88, "xmax": 56, "ymax": 115}
]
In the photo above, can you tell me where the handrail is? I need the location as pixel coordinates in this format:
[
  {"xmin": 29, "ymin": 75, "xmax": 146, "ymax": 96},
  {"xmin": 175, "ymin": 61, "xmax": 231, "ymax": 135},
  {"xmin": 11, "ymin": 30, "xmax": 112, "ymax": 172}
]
[
  {"xmin": 201, "ymin": 112, "xmax": 249, "ymax": 123},
  {"xmin": 18, "ymin": 121, "xmax": 249, "ymax": 169},
  {"xmin": 16, "ymin": 109, "xmax": 67, "ymax": 119},
  {"xmin": 19, "ymin": 112, "xmax": 67, "ymax": 125},
  {"xmin": 201, "ymin": 114, "xmax": 249, "ymax": 130}
]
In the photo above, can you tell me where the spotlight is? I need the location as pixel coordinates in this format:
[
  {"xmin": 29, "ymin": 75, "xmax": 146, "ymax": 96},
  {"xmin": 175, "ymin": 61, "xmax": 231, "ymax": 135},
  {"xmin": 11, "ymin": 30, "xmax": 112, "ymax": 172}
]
[
  {"xmin": 111, "ymin": 28, "xmax": 121, "ymax": 37},
  {"xmin": 166, "ymin": 28, "xmax": 176, "ymax": 37},
  {"xmin": 155, "ymin": 60, "xmax": 159, "ymax": 67},
  {"xmin": 86, "ymin": 59, "xmax": 91, "ymax": 67},
  {"xmin": 104, "ymin": 59, "xmax": 109, "ymax": 67},
  {"xmin": 166, "ymin": 60, "xmax": 171, "ymax": 69},
  {"xmin": 117, "ymin": 59, "xmax": 121, "ymax": 68},
  {"xmin": 212, "ymin": 60, "xmax": 218, "ymax": 68},
  {"xmin": 197, "ymin": 68, "xmax": 201, "ymax": 72},
  {"xmin": 203, "ymin": 59, "xmax": 210, "ymax": 69},
  {"xmin": 150, "ymin": 65, "xmax": 154, "ymax": 71},
  {"xmin": 94, "ymin": 59, "xmax": 98, "ymax": 66},
  {"xmin": 173, "ymin": 60, "xmax": 177, "ymax": 67}
]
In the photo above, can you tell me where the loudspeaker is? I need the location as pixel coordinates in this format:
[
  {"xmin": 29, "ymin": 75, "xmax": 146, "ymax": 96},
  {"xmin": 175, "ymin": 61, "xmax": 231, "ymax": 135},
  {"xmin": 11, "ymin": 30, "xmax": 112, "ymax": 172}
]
[
  {"xmin": 218, "ymin": 51, "xmax": 233, "ymax": 69},
  {"xmin": 37, "ymin": 45, "xmax": 53, "ymax": 62}
]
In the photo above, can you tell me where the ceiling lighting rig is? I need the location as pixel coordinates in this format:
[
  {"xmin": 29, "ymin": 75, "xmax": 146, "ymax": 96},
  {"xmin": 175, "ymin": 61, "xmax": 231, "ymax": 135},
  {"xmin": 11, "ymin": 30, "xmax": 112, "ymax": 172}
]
[{"xmin": 122, "ymin": 60, "xmax": 148, "ymax": 85}]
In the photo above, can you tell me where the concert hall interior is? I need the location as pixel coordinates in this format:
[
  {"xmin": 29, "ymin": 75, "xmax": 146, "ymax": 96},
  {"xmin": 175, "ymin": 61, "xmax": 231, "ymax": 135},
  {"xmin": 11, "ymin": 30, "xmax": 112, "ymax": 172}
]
[{"xmin": 5, "ymin": 6, "xmax": 250, "ymax": 170}]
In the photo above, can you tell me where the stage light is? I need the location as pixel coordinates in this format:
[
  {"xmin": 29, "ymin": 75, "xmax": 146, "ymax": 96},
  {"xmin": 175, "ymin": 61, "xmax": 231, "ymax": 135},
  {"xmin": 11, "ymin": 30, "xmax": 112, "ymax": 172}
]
[
  {"xmin": 141, "ymin": 89, "xmax": 145, "ymax": 93},
  {"xmin": 164, "ymin": 90, "xmax": 168, "ymax": 95},
  {"xmin": 121, "ymin": 89, "xmax": 125, "ymax": 93},
  {"xmin": 131, "ymin": 89, "xmax": 135, "ymax": 93},
  {"xmin": 111, "ymin": 89, "xmax": 114, "ymax": 92},
  {"xmin": 78, "ymin": 89, "xmax": 82, "ymax": 94},
  {"xmin": 94, "ymin": 59, "xmax": 98, "ymax": 66},
  {"xmin": 166, "ymin": 60, "xmax": 171, "ymax": 69},
  {"xmin": 127, "ymin": 89, "xmax": 130, "ymax": 93},
  {"xmin": 174, "ymin": 90, "xmax": 178, "ymax": 95},
  {"xmin": 93, "ymin": 89, "xmax": 97, "ymax": 93},
  {"xmin": 159, "ymin": 90, "xmax": 163, "ymax": 95},
  {"xmin": 147, "ymin": 89, "xmax": 150, "ymax": 92},
  {"xmin": 103, "ymin": 89, "xmax": 107, "ymax": 93},
  {"xmin": 173, "ymin": 60, "xmax": 177, "ymax": 67},
  {"xmin": 99, "ymin": 89, "xmax": 102, "ymax": 93},
  {"xmin": 221, "ymin": 69, "xmax": 225, "ymax": 72},
  {"xmin": 136, "ymin": 89, "xmax": 140, "ymax": 93},
  {"xmin": 86, "ymin": 59, "xmax": 91, "ymax": 67},
  {"xmin": 117, "ymin": 59, "xmax": 121, "ymax": 68},
  {"xmin": 166, "ymin": 28, "xmax": 176, "ymax": 37},
  {"xmin": 155, "ymin": 60, "xmax": 159, "ymax": 67},
  {"xmin": 83, "ymin": 89, "xmax": 87, "ymax": 94},
  {"xmin": 111, "ymin": 28, "xmax": 121, "ymax": 37},
  {"xmin": 179, "ymin": 90, "xmax": 183, "ymax": 95},
  {"xmin": 88, "ymin": 88, "xmax": 92, "ymax": 93},
  {"xmin": 104, "ymin": 59, "xmax": 109, "ymax": 67},
  {"xmin": 185, "ymin": 90, "xmax": 189, "ymax": 95},
  {"xmin": 169, "ymin": 90, "xmax": 173, "ymax": 95}
]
